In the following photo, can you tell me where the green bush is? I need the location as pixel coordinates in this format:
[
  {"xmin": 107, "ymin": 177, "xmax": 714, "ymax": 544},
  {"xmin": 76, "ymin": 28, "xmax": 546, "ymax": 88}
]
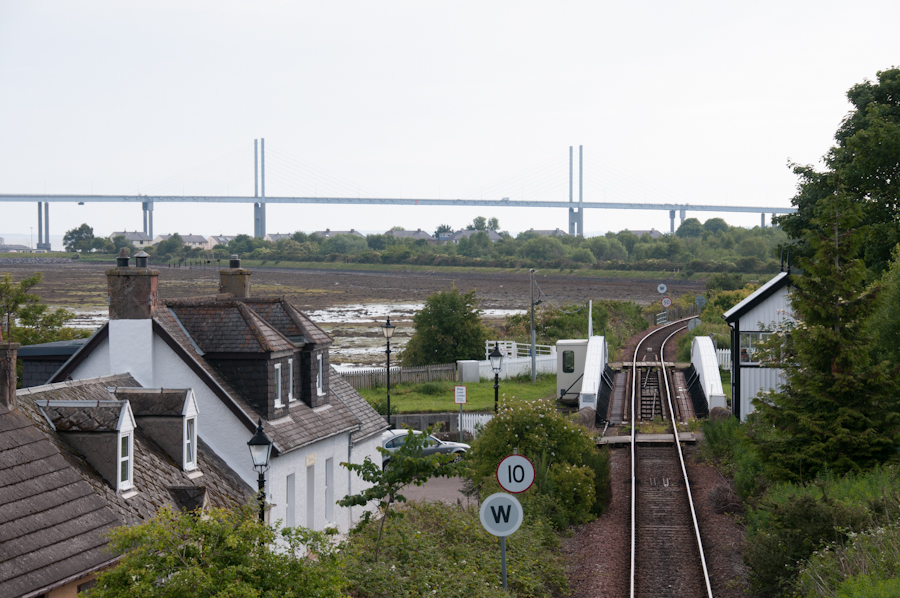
[
  {"xmin": 342, "ymin": 501, "xmax": 567, "ymax": 598},
  {"xmin": 466, "ymin": 398, "xmax": 611, "ymax": 527}
]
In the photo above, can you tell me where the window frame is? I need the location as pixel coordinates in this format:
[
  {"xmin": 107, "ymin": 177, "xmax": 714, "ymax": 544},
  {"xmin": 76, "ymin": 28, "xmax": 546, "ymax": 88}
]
[
  {"xmin": 184, "ymin": 416, "xmax": 197, "ymax": 471},
  {"xmin": 288, "ymin": 358, "xmax": 295, "ymax": 402},
  {"xmin": 316, "ymin": 354, "xmax": 325, "ymax": 396},
  {"xmin": 118, "ymin": 432, "xmax": 134, "ymax": 491},
  {"xmin": 739, "ymin": 331, "xmax": 772, "ymax": 364},
  {"xmin": 562, "ymin": 350, "xmax": 575, "ymax": 373},
  {"xmin": 274, "ymin": 362, "xmax": 283, "ymax": 407}
]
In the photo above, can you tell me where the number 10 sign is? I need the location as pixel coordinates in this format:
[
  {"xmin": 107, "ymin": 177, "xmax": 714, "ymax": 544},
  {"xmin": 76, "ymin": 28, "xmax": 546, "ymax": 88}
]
[{"xmin": 496, "ymin": 454, "xmax": 535, "ymax": 493}]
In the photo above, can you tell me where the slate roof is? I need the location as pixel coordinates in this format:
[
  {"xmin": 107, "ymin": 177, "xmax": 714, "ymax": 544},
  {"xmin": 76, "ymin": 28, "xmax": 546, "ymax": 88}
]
[
  {"xmin": 527, "ymin": 228, "xmax": 568, "ymax": 237},
  {"xmin": 167, "ymin": 299, "xmax": 295, "ymax": 354},
  {"xmin": 312, "ymin": 229, "xmax": 364, "ymax": 238},
  {"xmin": 3, "ymin": 375, "xmax": 254, "ymax": 598},
  {"xmin": 150, "ymin": 305, "xmax": 383, "ymax": 452},
  {"xmin": 115, "ymin": 389, "xmax": 191, "ymax": 417},
  {"xmin": 109, "ymin": 231, "xmax": 152, "ymax": 242},
  {"xmin": 0, "ymin": 406, "xmax": 120, "ymax": 598},
  {"xmin": 385, "ymin": 229, "xmax": 434, "ymax": 241},
  {"xmin": 243, "ymin": 298, "xmax": 333, "ymax": 347},
  {"xmin": 39, "ymin": 401, "xmax": 125, "ymax": 433},
  {"xmin": 154, "ymin": 234, "xmax": 207, "ymax": 244},
  {"xmin": 329, "ymin": 368, "xmax": 387, "ymax": 442},
  {"xmin": 448, "ymin": 229, "xmax": 502, "ymax": 242}
]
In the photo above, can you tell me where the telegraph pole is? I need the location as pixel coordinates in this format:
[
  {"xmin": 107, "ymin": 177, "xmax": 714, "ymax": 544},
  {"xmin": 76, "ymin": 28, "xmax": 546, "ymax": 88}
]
[{"xmin": 530, "ymin": 269, "xmax": 536, "ymax": 382}]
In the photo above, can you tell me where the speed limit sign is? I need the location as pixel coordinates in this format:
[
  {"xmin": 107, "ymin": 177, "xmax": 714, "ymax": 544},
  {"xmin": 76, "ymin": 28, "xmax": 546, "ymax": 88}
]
[
  {"xmin": 496, "ymin": 455, "xmax": 535, "ymax": 493},
  {"xmin": 661, "ymin": 297, "xmax": 672, "ymax": 308}
]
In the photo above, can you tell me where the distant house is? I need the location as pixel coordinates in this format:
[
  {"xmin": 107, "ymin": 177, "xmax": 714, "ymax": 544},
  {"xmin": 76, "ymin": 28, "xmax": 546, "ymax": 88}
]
[
  {"xmin": 152, "ymin": 234, "xmax": 208, "ymax": 249},
  {"xmin": 109, "ymin": 231, "xmax": 153, "ymax": 247},
  {"xmin": 447, "ymin": 229, "xmax": 503, "ymax": 244},
  {"xmin": 0, "ymin": 244, "xmax": 32, "ymax": 253},
  {"xmin": 265, "ymin": 233, "xmax": 293, "ymax": 243},
  {"xmin": 312, "ymin": 228, "xmax": 365, "ymax": 239},
  {"xmin": 722, "ymin": 271, "xmax": 794, "ymax": 421},
  {"xmin": 526, "ymin": 228, "xmax": 568, "ymax": 237},
  {"xmin": 0, "ymin": 367, "xmax": 253, "ymax": 598},
  {"xmin": 384, "ymin": 229, "xmax": 435, "ymax": 243},
  {"xmin": 207, "ymin": 235, "xmax": 236, "ymax": 250},
  {"xmin": 622, "ymin": 228, "xmax": 664, "ymax": 239},
  {"xmin": 37, "ymin": 254, "xmax": 387, "ymax": 538}
]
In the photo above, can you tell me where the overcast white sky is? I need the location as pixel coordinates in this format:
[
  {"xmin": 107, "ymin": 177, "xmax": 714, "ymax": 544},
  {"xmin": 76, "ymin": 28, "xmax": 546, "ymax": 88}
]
[{"xmin": 1, "ymin": 1, "xmax": 898, "ymax": 247}]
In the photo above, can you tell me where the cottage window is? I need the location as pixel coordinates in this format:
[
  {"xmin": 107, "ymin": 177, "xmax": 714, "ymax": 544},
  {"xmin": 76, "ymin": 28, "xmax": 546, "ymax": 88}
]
[
  {"xmin": 119, "ymin": 433, "xmax": 133, "ymax": 491},
  {"xmin": 316, "ymin": 354, "xmax": 325, "ymax": 396},
  {"xmin": 185, "ymin": 417, "xmax": 197, "ymax": 470},
  {"xmin": 288, "ymin": 358, "xmax": 295, "ymax": 402},
  {"xmin": 274, "ymin": 363, "xmax": 283, "ymax": 407}
]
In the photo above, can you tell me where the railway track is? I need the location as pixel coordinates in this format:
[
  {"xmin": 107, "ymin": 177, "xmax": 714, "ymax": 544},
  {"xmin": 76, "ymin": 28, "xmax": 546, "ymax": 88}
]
[{"xmin": 627, "ymin": 320, "xmax": 713, "ymax": 598}]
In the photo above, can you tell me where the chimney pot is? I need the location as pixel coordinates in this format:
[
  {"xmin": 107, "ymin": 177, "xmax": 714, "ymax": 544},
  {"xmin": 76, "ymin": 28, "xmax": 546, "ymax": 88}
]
[
  {"xmin": 134, "ymin": 250, "xmax": 150, "ymax": 268},
  {"xmin": 0, "ymin": 343, "xmax": 20, "ymax": 411},
  {"xmin": 229, "ymin": 255, "xmax": 241, "ymax": 268},
  {"xmin": 116, "ymin": 248, "xmax": 131, "ymax": 268}
]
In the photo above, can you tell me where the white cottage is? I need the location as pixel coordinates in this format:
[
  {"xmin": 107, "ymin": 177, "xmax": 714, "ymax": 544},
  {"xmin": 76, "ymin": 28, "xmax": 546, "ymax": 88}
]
[
  {"xmin": 722, "ymin": 271, "xmax": 794, "ymax": 421},
  {"xmin": 48, "ymin": 252, "xmax": 387, "ymax": 532}
]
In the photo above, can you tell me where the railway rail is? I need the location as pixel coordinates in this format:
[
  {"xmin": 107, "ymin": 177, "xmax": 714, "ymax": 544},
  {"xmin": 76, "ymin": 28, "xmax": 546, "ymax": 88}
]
[{"xmin": 628, "ymin": 320, "xmax": 713, "ymax": 598}]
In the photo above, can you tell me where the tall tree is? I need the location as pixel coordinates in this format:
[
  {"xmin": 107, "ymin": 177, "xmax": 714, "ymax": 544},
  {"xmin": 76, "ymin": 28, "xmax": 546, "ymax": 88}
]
[
  {"xmin": 487, "ymin": 216, "xmax": 500, "ymax": 231},
  {"xmin": 777, "ymin": 68, "xmax": 900, "ymax": 274},
  {"xmin": 63, "ymin": 223, "xmax": 95, "ymax": 252},
  {"xmin": 401, "ymin": 288, "xmax": 488, "ymax": 366},
  {"xmin": 434, "ymin": 223, "xmax": 452, "ymax": 238},
  {"xmin": 466, "ymin": 216, "xmax": 487, "ymax": 231},
  {"xmin": 753, "ymin": 193, "xmax": 900, "ymax": 479}
]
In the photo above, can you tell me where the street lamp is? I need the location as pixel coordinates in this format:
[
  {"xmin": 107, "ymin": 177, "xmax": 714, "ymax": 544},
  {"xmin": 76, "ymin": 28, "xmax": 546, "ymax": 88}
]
[
  {"xmin": 381, "ymin": 316, "xmax": 396, "ymax": 428},
  {"xmin": 489, "ymin": 343, "xmax": 503, "ymax": 413},
  {"xmin": 247, "ymin": 418, "xmax": 273, "ymax": 522}
]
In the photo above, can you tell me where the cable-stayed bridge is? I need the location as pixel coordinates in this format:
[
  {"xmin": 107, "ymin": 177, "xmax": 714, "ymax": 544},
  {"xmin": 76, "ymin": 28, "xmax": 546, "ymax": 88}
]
[{"xmin": 1, "ymin": 140, "xmax": 795, "ymax": 248}]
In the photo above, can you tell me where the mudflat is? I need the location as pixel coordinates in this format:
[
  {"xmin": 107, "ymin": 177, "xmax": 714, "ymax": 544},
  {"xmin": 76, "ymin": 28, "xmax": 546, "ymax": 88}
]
[{"xmin": 2, "ymin": 261, "xmax": 706, "ymax": 311}]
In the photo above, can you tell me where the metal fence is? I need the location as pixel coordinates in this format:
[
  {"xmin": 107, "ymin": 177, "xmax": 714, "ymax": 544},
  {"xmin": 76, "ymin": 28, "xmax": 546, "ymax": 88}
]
[
  {"xmin": 340, "ymin": 362, "xmax": 458, "ymax": 390},
  {"xmin": 484, "ymin": 340, "xmax": 555, "ymax": 359}
]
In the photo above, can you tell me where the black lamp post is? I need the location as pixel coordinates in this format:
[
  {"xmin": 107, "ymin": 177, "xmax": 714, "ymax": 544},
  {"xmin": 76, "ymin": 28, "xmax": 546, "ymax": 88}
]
[
  {"xmin": 382, "ymin": 316, "xmax": 396, "ymax": 428},
  {"xmin": 247, "ymin": 418, "xmax": 273, "ymax": 522},
  {"xmin": 489, "ymin": 343, "xmax": 503, "ymax": 413}
]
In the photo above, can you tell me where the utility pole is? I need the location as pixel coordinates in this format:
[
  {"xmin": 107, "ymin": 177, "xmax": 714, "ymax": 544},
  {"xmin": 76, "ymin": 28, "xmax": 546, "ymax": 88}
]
[{"xmin": 530, "ymin": 268, "xmax": 536, "ymax": 382}]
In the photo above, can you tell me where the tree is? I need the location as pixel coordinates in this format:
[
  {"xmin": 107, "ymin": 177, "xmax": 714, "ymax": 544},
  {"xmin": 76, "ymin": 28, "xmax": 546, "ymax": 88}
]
[
  {"xmin": 675, "ymin": 217, "xmax": 703, "ymax": 238},
  {"xmin": 401, "ymin": 288, "xmax": 489, "ymax": 366},
  {"xmin": 319, "ymin": 233, "xmax": 368, "ymax": 255},
  {"xmin": 434, "ymin": 223, "xmax": 452, "ymax": 239},
  {"xmin": 111, "ymin": 236, "xmax": 136, "ymax": 253},
  {"xmin": 777, "ymin": 68, "xmax": 900, "ymax": 274},
  {"xmin": 869, "ymin": 245, "xmax": 900, "ymax": 365},
  {"xmin": 0, "ymin": 272, "xmax": 40, "ymax": 342},
  {"xmin": 521, "ymin": 236, "xmax": 565, "ymax": 261},
  {"xmin": 87, "ymin": 505, "xmax": 346, "ymax": 598},
  {"xmin": 703, "ymin": 218, "xmax": 729, "ymax": 234},
  {"xmin": 91, "ymin": 237, "xmax": 116, "ymax": 253},
  {"xmin": 63, "ymin": 224, "xmax": 95, "ymax": 252},
  {"xmin": 467, "ymin": 216, "xmax": 487, "ymax": 231},
  {"xmin": 155, "ymin": 233, "xmax": 184, "ymax": 257},
  {"xmin": 487, "ymin": 217, "xmax": 500, "ymax": 231},
  {"xmin": 752, "ymin": 193, "xmax": 900, "ymax": 480},
  {"xmin": 338, "ymin": 426, "xmax": 460, "ymax": 562}
]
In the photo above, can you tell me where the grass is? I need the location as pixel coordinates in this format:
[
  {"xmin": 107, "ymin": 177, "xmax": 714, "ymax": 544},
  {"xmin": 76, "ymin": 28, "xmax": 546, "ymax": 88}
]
[
  {"xmin": 721, "ymin": 369, "xmax": 732, "ymax": 400},
  {"xmin": 357, "ymin": 374, "xmax": 558, "ymax": 413}
]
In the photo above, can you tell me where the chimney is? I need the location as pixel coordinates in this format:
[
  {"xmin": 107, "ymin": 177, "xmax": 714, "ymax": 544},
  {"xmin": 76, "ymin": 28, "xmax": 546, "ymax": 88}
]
[
  {"xmin": 0, "ymin": 343, "xmax": 20, "ymax": 411},
  {"xmin": 219, "ymin": 255, "xmax": 252, "ymax": 298},
  {"xmin": 107, "ymin": 250, "xmax": 159, "ymax": 320}
]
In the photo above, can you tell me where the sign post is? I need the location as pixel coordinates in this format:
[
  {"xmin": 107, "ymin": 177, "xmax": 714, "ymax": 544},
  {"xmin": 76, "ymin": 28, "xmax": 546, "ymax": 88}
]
[
  {"xmin": 454, "ymin": 386, "xmax": 467, "ymax": 443},
  {"xmin": 479, "ymin": 492, "xmax": 524, "ymax": 589}
]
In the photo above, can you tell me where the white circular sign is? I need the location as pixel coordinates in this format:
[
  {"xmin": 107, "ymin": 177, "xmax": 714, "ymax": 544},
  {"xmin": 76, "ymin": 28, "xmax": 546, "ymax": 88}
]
[
  {"xmin": 695, "ymin": 296, "xmax": 707, "ymax": 307},
  {"xmin": 657, "ymin": 283, "xmax": 667, "ymax": 294},
  {"xmin": 661, "ymin": 297, "xmax": 672, "ymax": 308},
  {"xmin": 479, "ymin": 492, "xmax": 524, "ymax": 537},
  {"xmin": 688, "ymin": 317, "xmax": 702, "ymax": 331},
  {"xmin": 496, "ymin": 455, "xmax": 536, "ymax": 494}
]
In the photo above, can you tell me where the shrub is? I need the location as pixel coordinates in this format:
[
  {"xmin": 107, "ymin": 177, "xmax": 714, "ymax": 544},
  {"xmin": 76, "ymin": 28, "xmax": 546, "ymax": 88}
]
[
  {"xmin": 342, "ymin": 501, "xmax": 567, "ymax": 598},
  {"xmin": 466, "ymin": 398, "xmax": 611, "ymax": 527}
]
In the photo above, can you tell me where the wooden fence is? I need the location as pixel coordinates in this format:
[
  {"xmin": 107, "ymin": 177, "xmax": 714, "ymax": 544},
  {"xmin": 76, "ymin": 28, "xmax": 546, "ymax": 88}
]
[{"xmin": 341, "ymin": 362, "xmax": 458, "ymax": 391}]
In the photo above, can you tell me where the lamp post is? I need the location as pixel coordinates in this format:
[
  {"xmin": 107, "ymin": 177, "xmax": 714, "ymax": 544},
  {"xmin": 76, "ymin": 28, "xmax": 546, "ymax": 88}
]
[
  {"xmin": 382, "ymin": 316, "xmax": 396, "ymax": 428},
  {"xmin": 489, "ymin": 343, "xmax": 503, "ymax": 413},
  {"xmin": 247, "ymin": 418, "xmax": 273, "ymax": 522}
]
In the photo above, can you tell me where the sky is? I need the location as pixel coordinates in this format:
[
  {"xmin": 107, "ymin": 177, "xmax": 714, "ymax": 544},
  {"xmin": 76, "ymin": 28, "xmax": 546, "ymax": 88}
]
[{"xmin": 1, "ymin": 1, "xmax": 898, "ymax": 248}]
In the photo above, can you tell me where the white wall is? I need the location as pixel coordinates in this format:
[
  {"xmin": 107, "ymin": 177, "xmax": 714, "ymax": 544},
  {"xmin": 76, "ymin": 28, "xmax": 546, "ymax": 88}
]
[
  {"xmin": 740, "ymin": 367, "xmax": 785, "ymax": 420},
  {"xmin": 741, "ymin": 284, "xmax": 793, "ymax": 331}
]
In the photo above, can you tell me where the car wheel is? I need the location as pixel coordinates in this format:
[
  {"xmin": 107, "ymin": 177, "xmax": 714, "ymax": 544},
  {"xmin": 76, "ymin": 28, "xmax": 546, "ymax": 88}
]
[{"xmin": 452, "ymin": 452, "xmax": 464, "ymax": 463}]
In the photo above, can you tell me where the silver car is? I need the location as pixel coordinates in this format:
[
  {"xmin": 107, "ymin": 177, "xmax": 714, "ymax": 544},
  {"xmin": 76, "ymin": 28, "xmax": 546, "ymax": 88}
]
[{"xmin": 380, "ymin": 429, "xmax": 470, "ymax": 468}]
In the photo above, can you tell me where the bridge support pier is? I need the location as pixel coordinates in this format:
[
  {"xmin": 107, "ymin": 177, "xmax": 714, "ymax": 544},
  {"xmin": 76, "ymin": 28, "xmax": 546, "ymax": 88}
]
[
  {"xmin": 761, "ymin": 213, "xmax": 766, "ymax": 228},
  {"xmin": 254, "ymin": 203, "xmax": 266, "ymax": 238},
  {"xmin": 679, "ymin": 208, "xmax": 686, "ymax": 226},
  {"xmin": 669, "ymin": 210, "xmax": 676, "ymax": 233},
  {"xmin": 142, "ymin": 201, "xmax": 154, "ymax": 239},
  {"xmin": 36, "ymin": 202, "xmax": 51, "ymax": 250}
]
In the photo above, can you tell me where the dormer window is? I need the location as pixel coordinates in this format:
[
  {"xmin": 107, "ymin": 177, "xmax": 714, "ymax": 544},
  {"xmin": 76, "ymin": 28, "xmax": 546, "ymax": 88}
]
[
  {"xmin": 184, "ymin": 417, "xmax": 197, "ymax": 470},
  {"xmin": 119, "ymin": 433, "xmax": 133, "ymax": 491},
  {"xmin": 316, "ymin": 354, "xmax": 325, "ymax": 396},
  {"xmin": 288, "ymin": 358, "xmax": 295, "ymax": 402},
  {"xmin": 274, "ymin": 363, "xmax": 283, "ymax": 407}
]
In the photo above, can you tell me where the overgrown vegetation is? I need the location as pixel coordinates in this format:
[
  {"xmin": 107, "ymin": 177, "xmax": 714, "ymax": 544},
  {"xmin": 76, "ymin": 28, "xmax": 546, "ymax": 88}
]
[
  {"xmin": 466, "ymin": 397, "xmax": 611, "ymax": 528},
  {"xmin": 400, "ymin": 288, "xmax": 489, "ymax": 366}
]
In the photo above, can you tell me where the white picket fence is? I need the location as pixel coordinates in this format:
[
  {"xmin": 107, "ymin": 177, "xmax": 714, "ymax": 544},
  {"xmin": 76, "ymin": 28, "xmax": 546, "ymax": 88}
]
[
  {"xmin": 485, "ymin": 340, "xmax": 555, "ymax": 359},
  {"xmin": 716, "ymin": 349, "xmax": 731, "ymax": 370},
  {"xmin": 460, "ymin": 412, "xmax": 493, "ymax": 436}
]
